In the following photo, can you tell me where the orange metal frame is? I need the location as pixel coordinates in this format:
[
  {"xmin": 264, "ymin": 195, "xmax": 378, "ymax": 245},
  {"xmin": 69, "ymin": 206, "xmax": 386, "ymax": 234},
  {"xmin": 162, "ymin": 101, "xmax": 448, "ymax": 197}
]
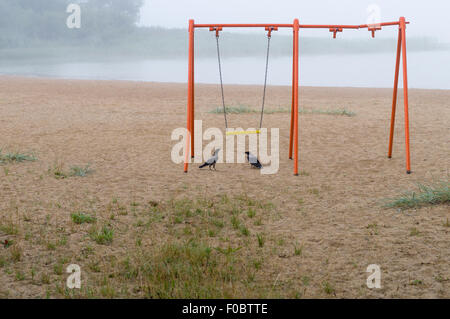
[{"xmin": 184, "ymin": 17, "xmax": 411, "ymax": 175}]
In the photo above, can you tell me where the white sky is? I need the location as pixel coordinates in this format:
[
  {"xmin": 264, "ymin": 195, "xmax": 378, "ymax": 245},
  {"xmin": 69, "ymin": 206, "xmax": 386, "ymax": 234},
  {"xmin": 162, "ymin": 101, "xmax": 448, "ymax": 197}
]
[{"xmin": 140, "ymin": 0, "xmax": 450, "ymax": 41}]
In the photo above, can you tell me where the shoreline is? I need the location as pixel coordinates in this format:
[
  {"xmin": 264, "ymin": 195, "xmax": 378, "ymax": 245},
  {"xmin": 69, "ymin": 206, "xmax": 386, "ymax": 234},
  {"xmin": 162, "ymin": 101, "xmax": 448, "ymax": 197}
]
[{"xmin": 0, "ymin": 75, "xmax": 448, "ymax": 91}]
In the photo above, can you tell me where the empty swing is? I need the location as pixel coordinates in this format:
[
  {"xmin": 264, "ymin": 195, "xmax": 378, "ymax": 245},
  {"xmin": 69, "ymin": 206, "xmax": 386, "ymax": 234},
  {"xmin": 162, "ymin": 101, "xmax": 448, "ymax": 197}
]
[{"xmin": 211, "ymin": 26, "xmax": 277, "ymax": 136}]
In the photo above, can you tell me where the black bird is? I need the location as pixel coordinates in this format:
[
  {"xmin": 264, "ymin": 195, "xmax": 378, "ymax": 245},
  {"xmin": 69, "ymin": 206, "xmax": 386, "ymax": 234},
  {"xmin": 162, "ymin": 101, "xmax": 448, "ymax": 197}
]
[
  {"xmin": 245, "ymin": 152, "xmax": 262, "ymax": 169},
  {"xmin": 199, "ymin": 149, "xmax": 221, "ymax": 170}
]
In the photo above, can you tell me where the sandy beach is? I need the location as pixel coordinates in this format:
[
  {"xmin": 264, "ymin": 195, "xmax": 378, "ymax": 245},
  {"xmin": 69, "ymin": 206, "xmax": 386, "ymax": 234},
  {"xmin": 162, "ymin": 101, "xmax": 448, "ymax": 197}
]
[{"xmin": 0, "ymin": 76, "xmax": 448, "ymax": 298}]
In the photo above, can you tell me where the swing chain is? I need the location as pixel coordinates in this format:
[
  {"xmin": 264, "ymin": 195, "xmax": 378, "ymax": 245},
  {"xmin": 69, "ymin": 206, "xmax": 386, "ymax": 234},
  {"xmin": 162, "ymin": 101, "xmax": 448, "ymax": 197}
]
[
  {"xmin": 214, "ymin": 30, "xmax": 228, "ymax": 129},
  {"xmin": 213, "ymin": 26, "xmax": 275, "ymax": 131},
  {"xmin": 259, "ymin": 28, "xmax": 274, "ymax": 129}
]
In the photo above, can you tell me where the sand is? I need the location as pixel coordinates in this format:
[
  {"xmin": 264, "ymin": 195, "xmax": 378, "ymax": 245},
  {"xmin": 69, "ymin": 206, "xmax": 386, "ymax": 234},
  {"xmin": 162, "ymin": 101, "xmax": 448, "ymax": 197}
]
[{"xmin": 0, "ymin": 76, "xmax": 448, "ymax": 298}]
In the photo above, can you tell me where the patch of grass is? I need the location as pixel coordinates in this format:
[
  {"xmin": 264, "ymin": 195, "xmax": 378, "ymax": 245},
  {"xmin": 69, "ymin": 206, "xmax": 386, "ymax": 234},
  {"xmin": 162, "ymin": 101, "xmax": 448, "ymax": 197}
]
[
  {"xmin": 366, "ymin": 223, "xmax": 378, "ymax": 229},
  {"xmin": 15, "ymin": 271, "xmax": 25, "ymax": 281},
  {"xmin": 256, "ymin": 233, "xmax": 265, "ymax": 248},
  {"xmin": 71, "ymin": 212, "xmax": 97, "ymax": 225},
  {"xmin": 41, "ymin": 273, "xmax": 51, "ymax": 285},
  {"xmin": 410, "ymin": 279, "xmax": 423, "ymax": 286},
  {"xmin": 384, "ymin": 180, "xmax": 450, "ymax": 210},
  {"xmin": 253, "ymin": 259, "xmax": 262, "ymax": 270},
  {"xmin": 0, "ymin": 150, "xmax": 36, "ymax": 163},
  {"xmin": 302, "ymin": 276, "xmax": 310, "ymax": 286},
  {"xmin": 0, "ymin": 256, "xmax": 7, "ymax": 268},
  {"xmin": 4, "ymin": 194, "xmax": 284, "ymax": 298},
  {"xmin": 134, "ymin": 241, "xmax": 250, "ymax": 298},
  {"xmin": 410, "ymin": 227, "xmax": 420, "ymax": 236},
  {"xmin": 211, "ymin": 219, "xmax": 224, "ymax": 229},
  {"xmin": 240, "ymin": 225, "xmax": 250, "ymax": 236},
  {"xmin": 49, "ymin": 163, "xmax": 93, "ymax": 179},
  {"xmin": 209, "ymin": 106, "xmax": 356, "ymax": 117},
  {"xmin": 231, "ymin": 215, "xmax": 241, "ymax": 230},
  {"xmin": 209, "ymin": 105, "xmax": 281, "ymax": 114},
  {"xmin": 70, "ymin": 165, "xmax": 92, "ymax": 177},
  {"xmin": 49, "ymin": 162, "xmax": 68, "ymax": 179},
  {"xmin": 0, "ymin": 221, "xmax": 19, "ymax": 235},
  {"xmin": 294, "ymin": 244, "xmax": 303, "ymax": 256},
  {"xmin": 89, "ymin": 225, "xmax": 114, "ymax": 245},
  {"xmin": 322, "ymin": 281, "xmax": 335, "ymax": 295},
  {"xmin": 247, "ymin": 208, "xmax": 256, "ymax": 219},
  {"xmin": 54, "ymin": 263, "xmax": 63, "ymax": 275},
  {"xmin": 207, "ymin": 229, "xmax": 216, "ymax": 237},
  {"xmin": 307, "ymin": 109, "xmax": 355, "ymax": 117},
  {"xmin": 10, "ymin": 246, "xmax": 22, "ymax": 262}
]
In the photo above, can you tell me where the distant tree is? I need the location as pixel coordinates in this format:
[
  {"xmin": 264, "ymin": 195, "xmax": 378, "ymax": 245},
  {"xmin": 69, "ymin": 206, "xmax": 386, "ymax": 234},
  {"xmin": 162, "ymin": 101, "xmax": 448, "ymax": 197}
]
[{"xmin": 0, "ymin": 0, "xmax": 145, "ymax": 47}]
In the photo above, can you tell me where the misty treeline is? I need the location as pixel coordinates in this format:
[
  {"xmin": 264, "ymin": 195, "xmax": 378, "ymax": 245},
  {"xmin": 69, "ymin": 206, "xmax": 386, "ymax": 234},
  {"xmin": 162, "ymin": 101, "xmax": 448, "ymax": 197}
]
[
  {"xmin": 0, "ymin": 0, "xmax": 447, "ymax": 61},
  {"xmin": 0, "ymin": 0, "xmax": 143, "ymax": 46}
]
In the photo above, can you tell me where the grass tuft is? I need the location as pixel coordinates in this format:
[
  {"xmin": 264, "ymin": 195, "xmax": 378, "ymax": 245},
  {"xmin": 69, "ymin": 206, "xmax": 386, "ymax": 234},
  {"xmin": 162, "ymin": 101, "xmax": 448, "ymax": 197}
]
[
  {"xmin": 89, "ymin": 225, "xmax": 114, "ymax": 245},
  {"xmin": 384, "ymin": 180, "xmax": 450, "ymax": 210},
  {"xmin": 71, "ymin": 212, "xmax": 97, "ymax": 225},
  {"xmin": 0, "ymin": 150, "xmax": 36, "ymax": 163},
  {"xmin": 209, "ymin": 105, "xmax": 286, "ymax": 114},
  {"xmin": 209, "ymin": 105, "xmax": 355, "ymax": 116},
  {"xmin": 70, "ymin": 165, "xmax": 92, "ymax": 177}
]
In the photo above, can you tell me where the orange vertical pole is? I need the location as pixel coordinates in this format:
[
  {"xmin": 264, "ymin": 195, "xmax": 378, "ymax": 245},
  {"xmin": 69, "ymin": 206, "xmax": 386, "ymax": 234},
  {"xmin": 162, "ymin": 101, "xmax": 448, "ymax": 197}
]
[
  {"xmin": 388, "ymin": 25, "xmax": 402, "ymax": 159},
  {"xmin": 293, "ymin": 19, "xmax": 299, "ymax": 176},
  {"xmin": 400, "ymin": 17, "xmax": 411, "ymax": 174},
  {"xmin": 289, "ymin": 31, "xmax": 295, "ymax": 160},
  {"xmin": 190, "ymin": 20, "xmax": 195, "ymax": 159},
  {"xmin": 184, "ymin": 19, "xmax": 195, "ymax": 173}
]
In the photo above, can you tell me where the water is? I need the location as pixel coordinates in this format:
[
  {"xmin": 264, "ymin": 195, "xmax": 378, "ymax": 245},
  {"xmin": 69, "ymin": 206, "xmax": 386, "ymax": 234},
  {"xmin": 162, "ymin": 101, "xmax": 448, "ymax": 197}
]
[{"xmin": 0, "ymin": 51, "xmax": 448, "ymax": 89}]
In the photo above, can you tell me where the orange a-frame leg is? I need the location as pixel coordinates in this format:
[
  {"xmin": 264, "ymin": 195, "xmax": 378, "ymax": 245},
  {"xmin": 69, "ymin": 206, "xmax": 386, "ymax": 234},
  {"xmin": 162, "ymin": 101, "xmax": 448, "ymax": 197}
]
[
  {"xmin": 184, "ymin": 19, "xmax": 195, "ymax": 173},
  {"xmin": 190, "ymin": 20, "xmax": 195, "ymax": 160},
  {"xmin": 388, "ymin": 17, "xmax": 411, "ymax": 174},
  {"xmin": 400, "ymin": 17, "xmax": 411, "ymax": 174},
  {"xmin": 293, "ymin": 19, "xmax": 300, "ymax": 176},
  {"xmin": 289, "ymin": 31, "xmax": 295, "ymax": 160},
  {"xmin": 388, "ymin": 24, "xmax": 402, "ymax": 159}
]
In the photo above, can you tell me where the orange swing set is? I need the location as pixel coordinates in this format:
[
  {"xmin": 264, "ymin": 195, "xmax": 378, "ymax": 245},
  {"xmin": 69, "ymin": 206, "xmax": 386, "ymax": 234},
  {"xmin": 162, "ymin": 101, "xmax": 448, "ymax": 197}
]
[{"xmin": 183, "ymin": 17, "xmax": 412, "ymax": 175}]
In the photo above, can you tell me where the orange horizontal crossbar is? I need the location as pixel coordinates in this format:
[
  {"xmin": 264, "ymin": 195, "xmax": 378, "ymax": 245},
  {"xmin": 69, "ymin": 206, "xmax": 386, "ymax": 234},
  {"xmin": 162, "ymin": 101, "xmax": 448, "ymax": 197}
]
[
  {"xmin": 194, "ymin": 21, "xmax": 409, "ymax": 30},
  {"xmin": 194, "ymin": 23, "xmax": 293, "ymax": 28}
]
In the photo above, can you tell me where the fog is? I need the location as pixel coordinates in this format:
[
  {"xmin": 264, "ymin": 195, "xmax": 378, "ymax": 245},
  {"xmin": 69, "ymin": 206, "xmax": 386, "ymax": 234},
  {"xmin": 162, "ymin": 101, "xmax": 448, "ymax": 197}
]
[
  {"xmin": 140, "ymin": 0, "xmax": 450, "ymax": 42},
  {"xmin": 0, "ymin": 0, "xmax": 448, "ymax": 88}
]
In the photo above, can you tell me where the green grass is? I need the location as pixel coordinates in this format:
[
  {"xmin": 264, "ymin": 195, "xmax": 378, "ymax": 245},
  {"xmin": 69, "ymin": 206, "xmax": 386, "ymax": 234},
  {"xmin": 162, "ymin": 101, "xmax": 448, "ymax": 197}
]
[
  {"xmin": 209, "ymin": 105, "xmax": 278, "ymax": 114},
  {"xmin": 307, "ymin": 109, "xmax": 356, "ymax": 117},
  {"xmin": 70, "ymin": 165, "xmax": 92, "ymax": 177},
  {"xmin": 384, "ymin": 180, "xmax": 450, "ymax": 210},
  {"xmin": 209, "ymin": 105, "xmax": 355, "ymax": 116},
  {"xmin": 15, "ymin": 271, "xmax": 25, "ymax": 281},
  {"xmin": 410, "ymin": 279, "xmax": 423, "ymax": 286},
  {"xmin": 133, "ymin": 241, "xmax": 247, "ymax": 298},
  {"xmin": 71, "ymin": 212, "xmax": 97, "ymax": 225},
  {"xmin": 322, "ymin": 281, "xmax": 335, "ymax": 295},
  {"xmin": 257, "ymin": 233, "xmax": 265, "ymax": 248},
  {"xmin": 410, "ymin": 227, "xmax": 420, "ymax": 236},
  {"xmin": 49, "ymin": 162, "xmax": 68, "ymax": 179},
  {"xmin": 89, "ymin": 225, "xmax": 114, "ymax": 245},
  {"xmin": 0, "ymin": 150, "xmax": 36, "ymax": 163},
  {"xmin": 49, "ymin": 163, "xmax": 93, "ymax": 179},
  {"xmin": 294, "ymin": 244, "xmax": 303, "ymax": 256},
  {"xmin": 0, "ymin": 193, "xmax": 313, "ymax": 298}
]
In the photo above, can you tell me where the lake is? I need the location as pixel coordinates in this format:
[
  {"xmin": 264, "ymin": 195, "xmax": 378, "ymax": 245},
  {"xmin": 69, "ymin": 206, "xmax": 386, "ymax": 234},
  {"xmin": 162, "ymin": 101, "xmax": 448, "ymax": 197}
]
[{"xmin": 0, "ymin": 50, "xmax": 448, "ymax": 89}]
